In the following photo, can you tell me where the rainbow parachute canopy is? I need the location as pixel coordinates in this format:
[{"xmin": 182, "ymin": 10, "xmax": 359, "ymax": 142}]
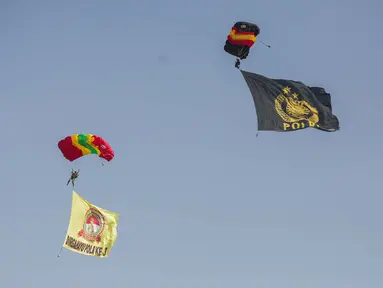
[{"xmin": 58, "ymin": 134, "xmax": 114, "ymax": 162}]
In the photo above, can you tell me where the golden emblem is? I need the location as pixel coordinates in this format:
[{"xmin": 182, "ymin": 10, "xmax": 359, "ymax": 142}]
[{"xmin": 275, "ymin": 86, "xmax": 319, "ymax": 125}]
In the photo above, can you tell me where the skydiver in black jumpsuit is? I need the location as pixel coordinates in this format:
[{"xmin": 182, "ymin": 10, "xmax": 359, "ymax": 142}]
[{"xmin": 235, "ymin": 58, "xmax": 240, "ymax": 69}]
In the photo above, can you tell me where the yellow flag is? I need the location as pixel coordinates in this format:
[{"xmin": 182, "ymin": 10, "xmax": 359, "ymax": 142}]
[{"xmin": 63, "ymin": 191, "xmax": 119, "ymax": 258}]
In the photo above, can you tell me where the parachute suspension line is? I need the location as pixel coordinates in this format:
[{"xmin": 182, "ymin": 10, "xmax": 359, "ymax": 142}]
[{"xmin": 260, "ymin": 40, "xmax": 271, "ymax": 48}]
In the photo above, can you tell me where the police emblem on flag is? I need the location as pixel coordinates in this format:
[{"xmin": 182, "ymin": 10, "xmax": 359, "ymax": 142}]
[{"xmin": 78, "ymin": 208, "xmax": 105, "ymax": 242}]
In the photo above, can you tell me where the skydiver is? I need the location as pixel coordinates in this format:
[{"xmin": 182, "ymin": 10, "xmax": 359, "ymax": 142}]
[
  {"xmin": 235, "ymin": 58, "xmax": 240, "ymax": 69},
  {"xmin": 67, "ymin": 169, "xmax": 80, "ymax": 187}
]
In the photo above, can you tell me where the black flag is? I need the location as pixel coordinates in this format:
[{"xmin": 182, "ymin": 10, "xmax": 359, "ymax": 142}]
[{"xmin": 241, "ymin": 70, "xmax": 340, "ymax": 132}]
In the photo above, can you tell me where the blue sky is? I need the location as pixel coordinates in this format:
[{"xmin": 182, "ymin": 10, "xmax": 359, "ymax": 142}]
[{"xmin": 1, "ymin": 0, "xmax": 382, "ymax": 287}]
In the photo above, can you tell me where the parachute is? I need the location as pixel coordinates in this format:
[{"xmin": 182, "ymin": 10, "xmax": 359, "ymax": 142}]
[
  {"xmin": 224, "ymin": 22, "xmax": 260, "ymax": 60},
  {"xmin": 58, "ymin": 134, "xmax": 114, "ymax": 162}
]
